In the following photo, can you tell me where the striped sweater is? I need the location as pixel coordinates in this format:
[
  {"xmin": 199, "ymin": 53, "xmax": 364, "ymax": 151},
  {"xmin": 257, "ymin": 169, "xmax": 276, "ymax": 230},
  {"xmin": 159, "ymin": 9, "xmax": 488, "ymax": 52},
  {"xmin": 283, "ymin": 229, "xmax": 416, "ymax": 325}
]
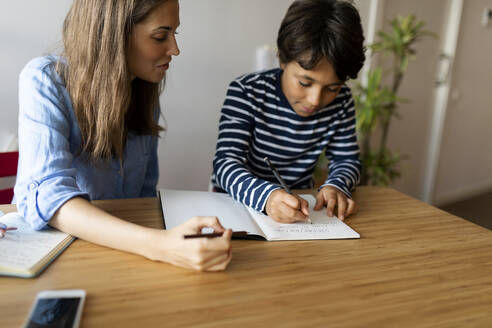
[{"xmin": 211, "ymin": 68, "xmax": 361, "ymax": 213}]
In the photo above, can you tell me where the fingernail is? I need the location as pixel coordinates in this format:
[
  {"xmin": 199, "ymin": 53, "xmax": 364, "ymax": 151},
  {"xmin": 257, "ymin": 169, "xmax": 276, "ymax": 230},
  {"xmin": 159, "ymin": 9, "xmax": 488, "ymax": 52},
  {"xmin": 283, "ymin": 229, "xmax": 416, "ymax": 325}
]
[{"xmin": 340, "ymin": 216, "xmax": 345, "ymax": 221}]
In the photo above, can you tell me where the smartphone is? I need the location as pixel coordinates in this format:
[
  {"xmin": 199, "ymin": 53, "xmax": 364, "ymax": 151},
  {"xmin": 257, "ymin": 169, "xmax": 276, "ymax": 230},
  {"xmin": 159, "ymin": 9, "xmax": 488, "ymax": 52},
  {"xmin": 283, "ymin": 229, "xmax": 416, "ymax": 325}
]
[{"xmin": 23, "ymin": 289, "xmax": 86, "ymax": 328}]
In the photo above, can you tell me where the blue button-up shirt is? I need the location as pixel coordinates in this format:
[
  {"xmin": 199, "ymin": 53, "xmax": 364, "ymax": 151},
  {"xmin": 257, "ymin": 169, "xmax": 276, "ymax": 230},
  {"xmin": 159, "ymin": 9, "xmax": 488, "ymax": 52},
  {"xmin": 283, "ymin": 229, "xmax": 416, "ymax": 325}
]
[{"xmin": 14, "ymin": 56, "xmax": 159, "ymax": 230}]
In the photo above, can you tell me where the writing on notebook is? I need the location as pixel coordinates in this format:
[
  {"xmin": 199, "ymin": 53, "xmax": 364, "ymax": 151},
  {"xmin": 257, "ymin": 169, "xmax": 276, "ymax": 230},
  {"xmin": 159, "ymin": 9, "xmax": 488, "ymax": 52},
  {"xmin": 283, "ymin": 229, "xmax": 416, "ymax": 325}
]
[
  {"xmin": 0, "ymin": 212, "xmax": 75, "ymax": 278},
  {"xmin": 273, "ymin": 224, "xmax": 335, "ymax": 234},
  {"xmin": 160, "ymin": 189, "xmax": 360, "ymax": 241},
  {"xmin": 0, "ymin": 216, "xmax": 67, "ymax": 269}
]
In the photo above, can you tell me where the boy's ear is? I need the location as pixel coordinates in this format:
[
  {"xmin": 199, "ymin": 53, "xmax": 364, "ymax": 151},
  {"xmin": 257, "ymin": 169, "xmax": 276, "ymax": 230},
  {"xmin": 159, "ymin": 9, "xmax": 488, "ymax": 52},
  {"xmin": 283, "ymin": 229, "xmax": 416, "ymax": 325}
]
[{"xmin": 280, "ymin": 62, "xmax": 286, "ymax": 70}]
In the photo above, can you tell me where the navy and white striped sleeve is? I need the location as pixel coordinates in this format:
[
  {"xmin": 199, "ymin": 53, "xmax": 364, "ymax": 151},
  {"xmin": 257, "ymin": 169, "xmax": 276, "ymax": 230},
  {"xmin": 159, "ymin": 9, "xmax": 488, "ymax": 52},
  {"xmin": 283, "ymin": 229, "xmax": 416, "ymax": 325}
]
[
  {"xmin": 321, "ymin": 90, "xmax": 361, "ymax": 198},
  {"xmin": 213, "ymin": 80, "xmax": 280, "ymax": 212}
]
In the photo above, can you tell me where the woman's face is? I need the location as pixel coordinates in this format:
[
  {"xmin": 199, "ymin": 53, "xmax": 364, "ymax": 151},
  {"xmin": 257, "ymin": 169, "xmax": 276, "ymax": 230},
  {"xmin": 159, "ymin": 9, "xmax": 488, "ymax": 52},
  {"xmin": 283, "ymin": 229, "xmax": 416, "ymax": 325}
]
[
  {"xmin": 280, "ymin": 58, "xmax": 343, "ymax": 117},
  {"xmin": 127, "ymin": 0, "xmax": 180, "ymax": 83}
]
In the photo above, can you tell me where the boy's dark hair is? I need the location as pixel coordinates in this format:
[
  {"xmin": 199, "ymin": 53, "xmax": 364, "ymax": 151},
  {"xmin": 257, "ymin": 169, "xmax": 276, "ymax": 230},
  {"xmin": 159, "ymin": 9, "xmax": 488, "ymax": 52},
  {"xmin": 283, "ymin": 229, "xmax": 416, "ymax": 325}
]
[{"xmin": 277, "ymin": 0, "xmax": 365, "ymax": 81}]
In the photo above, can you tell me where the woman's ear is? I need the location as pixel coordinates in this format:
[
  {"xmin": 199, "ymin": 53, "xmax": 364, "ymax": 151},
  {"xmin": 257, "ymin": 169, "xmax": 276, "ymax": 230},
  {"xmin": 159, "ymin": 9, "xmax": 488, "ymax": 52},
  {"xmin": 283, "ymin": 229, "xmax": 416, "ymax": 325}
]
[{"xmin": 279, "ymin": 62, "xmax": 286, "ymax": 70}]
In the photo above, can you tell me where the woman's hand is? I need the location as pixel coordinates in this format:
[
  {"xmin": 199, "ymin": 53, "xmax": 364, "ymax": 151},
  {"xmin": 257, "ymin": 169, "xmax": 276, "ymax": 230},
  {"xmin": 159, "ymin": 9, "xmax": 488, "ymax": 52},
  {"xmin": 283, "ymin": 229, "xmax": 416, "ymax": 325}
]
[
  {"xmin": 265, "ymin": 189, "xmax": 310, "ymax": 223},
  {"xmin": 314, "ymin": 186, "xmax": 358, "ymax": 221},
  {"xmin": 149, "ymin": 216, "xmax": 232, "ymax": 272},
  {"xmin": 50, "ymin": 198, "xmax": 231, "ymax": 272}
]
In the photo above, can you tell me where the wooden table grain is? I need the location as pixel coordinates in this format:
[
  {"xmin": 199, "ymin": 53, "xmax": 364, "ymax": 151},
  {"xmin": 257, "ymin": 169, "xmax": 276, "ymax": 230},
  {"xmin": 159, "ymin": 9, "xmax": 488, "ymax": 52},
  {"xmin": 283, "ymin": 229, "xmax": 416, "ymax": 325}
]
[{"xmin": 1, "ymin": 187, "xmax": 491, "ymax": 327}]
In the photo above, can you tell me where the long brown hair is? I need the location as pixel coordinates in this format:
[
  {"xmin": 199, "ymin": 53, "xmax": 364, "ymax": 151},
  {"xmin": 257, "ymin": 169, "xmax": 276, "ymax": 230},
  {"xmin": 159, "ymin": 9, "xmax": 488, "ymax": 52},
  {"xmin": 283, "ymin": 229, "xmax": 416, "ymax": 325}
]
[{"xmin": 58, "ymin": 0, "xmax": 168, "ymax": 161}]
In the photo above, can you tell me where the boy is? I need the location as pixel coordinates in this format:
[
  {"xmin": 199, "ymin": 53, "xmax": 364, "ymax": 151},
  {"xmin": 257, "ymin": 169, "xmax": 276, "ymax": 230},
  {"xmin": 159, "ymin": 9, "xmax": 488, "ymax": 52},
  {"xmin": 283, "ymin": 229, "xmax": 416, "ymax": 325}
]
[{"xmin": 212, "ymin": 0, "xmax": 365, "ymax": 223}]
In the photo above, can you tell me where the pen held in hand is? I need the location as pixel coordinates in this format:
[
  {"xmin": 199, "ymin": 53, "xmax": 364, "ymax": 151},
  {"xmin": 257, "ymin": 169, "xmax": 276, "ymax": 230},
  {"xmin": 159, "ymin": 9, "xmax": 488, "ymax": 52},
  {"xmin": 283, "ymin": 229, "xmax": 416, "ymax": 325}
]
[
  {"xmin": 0, "ymin": 223, "xmax": 17, "ymax": 232},
  {"xmin": 184, "ymin": 231, "xmax": 248, "ymax": 239},
  {"xmin": 263, "ymin": 157, "xmax": 311, "ymax": 224},
  {"xmin": 263, "ymin": 157, "xmax": 291, "ymax": 194},
  {"xmin": 0, "ymin": 225, "xmax": 17, "ymax": 238}
]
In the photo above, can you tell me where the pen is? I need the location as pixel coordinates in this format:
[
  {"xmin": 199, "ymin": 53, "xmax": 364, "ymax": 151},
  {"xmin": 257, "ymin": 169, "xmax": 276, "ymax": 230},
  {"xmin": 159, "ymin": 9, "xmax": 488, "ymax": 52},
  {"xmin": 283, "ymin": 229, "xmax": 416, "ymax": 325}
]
[
  {"xmin": 263, "ymin": 157, "xmax": 291, "ymax": 194},
  {"xmin": 0, "ymin": 223, "xmax": 17, "ymax": 238},
  {"xmin": 183, "ymin": 231, "xmax": 248, "ymax": 239},
  {"xmin": 263, "ymin": 156, "xmax": 311, "ymax": 224}
]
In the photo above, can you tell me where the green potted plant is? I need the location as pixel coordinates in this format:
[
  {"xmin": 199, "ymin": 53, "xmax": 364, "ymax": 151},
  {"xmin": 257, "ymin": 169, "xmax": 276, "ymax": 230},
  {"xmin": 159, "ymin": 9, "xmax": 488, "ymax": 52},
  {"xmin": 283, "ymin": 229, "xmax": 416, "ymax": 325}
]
[{"xmin": 354, "ymin": 14, "xmax": 437, "ymax": 185}]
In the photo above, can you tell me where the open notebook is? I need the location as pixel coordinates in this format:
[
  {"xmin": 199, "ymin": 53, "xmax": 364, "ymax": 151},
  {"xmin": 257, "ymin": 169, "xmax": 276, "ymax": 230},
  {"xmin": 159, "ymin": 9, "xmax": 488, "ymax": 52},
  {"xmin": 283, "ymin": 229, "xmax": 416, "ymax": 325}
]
[
  {"xmin": 159, "ymin": 189, "xmax": 360, "ymax": 241},
  {"xmin": 0, "ymin": 212, "xmax": 74, "ymax": 278}
]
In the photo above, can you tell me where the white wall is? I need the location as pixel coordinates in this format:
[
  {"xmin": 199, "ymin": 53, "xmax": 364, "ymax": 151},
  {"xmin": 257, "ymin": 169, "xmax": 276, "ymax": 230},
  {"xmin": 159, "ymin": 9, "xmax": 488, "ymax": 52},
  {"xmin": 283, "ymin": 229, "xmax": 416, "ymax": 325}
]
[
  {"xmin": 377, "ymin": 0, "xmax": 447, "ymax": 199},
  {"xmin": 0, "ymin": 0, "xmax": 371, "ymax": 192},
  {"xmin": 0, "ymin": 1, "xmax": 71, "ymax": 150},
  {"xmin": 160, "ymin": 0, "xmax": 292, "ymax": 190},
  {"xmin": 433, "ymin": 0, "xmax": 492, "ymax": 205},
  {"xmin": 371, "ymin": 0, "xmax": 492, "ymax": 204}
]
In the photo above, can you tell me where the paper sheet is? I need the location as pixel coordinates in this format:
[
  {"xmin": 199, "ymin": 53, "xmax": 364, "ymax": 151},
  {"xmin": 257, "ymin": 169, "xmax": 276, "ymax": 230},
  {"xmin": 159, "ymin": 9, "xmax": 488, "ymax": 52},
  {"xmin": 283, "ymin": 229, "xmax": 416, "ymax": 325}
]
[
  {"xmin": 246, "ymin": 194, "xmax": 360, "ymax": 240},
  {"xmin": 0, "ymin": 212, "xmax": 70, "ymax": 271},
  {"xmin": 160, "ymin": 190, "xmax": 265, "ymax": 238}
]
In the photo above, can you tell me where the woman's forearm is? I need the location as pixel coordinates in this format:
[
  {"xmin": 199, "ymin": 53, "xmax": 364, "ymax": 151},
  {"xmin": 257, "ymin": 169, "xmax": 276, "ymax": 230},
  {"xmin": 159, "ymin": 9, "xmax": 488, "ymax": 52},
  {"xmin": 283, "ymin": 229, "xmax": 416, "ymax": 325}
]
[
  {"xmin": 49, "ymin": 197, "xmax": 157, "ymax": 259},
  {"xmin": 49, "ymin": 197, "xmax": 233, "ymax": 271}
]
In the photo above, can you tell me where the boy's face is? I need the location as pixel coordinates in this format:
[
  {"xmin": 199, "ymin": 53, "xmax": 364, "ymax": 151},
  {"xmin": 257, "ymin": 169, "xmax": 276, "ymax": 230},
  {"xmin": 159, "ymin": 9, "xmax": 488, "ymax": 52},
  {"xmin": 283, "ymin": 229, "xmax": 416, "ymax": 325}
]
[{"xmin": 280, "ymin": 58, "xmax": 343, "ymax": 117}]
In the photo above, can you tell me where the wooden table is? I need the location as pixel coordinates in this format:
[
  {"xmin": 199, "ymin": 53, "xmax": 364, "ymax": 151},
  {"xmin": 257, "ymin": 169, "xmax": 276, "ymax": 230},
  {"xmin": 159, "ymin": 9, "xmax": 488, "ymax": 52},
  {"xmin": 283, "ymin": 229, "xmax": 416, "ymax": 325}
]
[{"xmin": 1, "ymin": 187, "xmax": 491, "ymax": 327}]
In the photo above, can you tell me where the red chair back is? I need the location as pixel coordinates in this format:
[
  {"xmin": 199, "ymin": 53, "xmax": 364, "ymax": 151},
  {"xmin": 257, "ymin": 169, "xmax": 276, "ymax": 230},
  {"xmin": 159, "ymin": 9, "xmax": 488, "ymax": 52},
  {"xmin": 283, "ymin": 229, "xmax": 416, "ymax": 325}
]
[{"xmin": 0, "ymin": 151, "xmax": 19, "ymax": 204}]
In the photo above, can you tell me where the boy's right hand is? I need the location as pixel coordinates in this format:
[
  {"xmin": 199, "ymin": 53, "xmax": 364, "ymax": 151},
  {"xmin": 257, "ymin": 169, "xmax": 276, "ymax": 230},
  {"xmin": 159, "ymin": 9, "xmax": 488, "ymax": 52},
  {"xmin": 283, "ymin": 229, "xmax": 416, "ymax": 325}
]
[{"xmin": 265, "ymin": 189, "xmax": 310, "ymax": 223}]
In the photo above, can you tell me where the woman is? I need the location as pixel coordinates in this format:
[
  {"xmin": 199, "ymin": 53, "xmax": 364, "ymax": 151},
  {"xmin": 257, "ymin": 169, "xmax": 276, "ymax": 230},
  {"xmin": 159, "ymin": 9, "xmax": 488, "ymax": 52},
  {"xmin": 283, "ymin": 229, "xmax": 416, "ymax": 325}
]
[{"xmin": 14, "ymin": 0, "xmax": 232, "ymax": 271}]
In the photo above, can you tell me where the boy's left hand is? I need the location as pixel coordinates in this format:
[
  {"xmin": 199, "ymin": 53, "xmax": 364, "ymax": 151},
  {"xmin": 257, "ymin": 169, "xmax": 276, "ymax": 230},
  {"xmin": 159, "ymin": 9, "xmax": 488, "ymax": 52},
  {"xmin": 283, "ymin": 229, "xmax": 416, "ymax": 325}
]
[{"xmin": 314, "ymin": 186, "xmax": 358, "ymax": 221}]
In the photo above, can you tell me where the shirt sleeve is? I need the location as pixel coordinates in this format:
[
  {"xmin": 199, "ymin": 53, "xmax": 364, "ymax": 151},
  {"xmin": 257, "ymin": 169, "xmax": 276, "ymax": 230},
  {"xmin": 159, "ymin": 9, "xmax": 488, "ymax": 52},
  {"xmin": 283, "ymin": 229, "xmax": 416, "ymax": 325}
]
[
  {"xmin": 212, "ymin": 80, "xmax": 280, "ymax": 213},
  {"xmin": 14, "ymin": 59, "xmax": 89, "ymax": 230},
  {"xmin": 321, "ymin": 89, "xmax": 362, "ymax": 198}
]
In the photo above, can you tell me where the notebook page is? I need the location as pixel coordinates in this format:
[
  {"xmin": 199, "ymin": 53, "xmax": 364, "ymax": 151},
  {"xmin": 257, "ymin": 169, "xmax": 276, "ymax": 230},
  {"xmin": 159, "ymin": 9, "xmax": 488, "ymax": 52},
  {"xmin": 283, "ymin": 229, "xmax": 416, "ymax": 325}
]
[
  {"xmin": 0, "ymin": 212, "xmax": 70, "ymax": 271},
  {"xmin": 159, "ymin": 189, "xmax": 265, "ymax": 238},
  {"xmin": 246, "ymin": 194, "xmax": 360, "ymax": 241}
]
